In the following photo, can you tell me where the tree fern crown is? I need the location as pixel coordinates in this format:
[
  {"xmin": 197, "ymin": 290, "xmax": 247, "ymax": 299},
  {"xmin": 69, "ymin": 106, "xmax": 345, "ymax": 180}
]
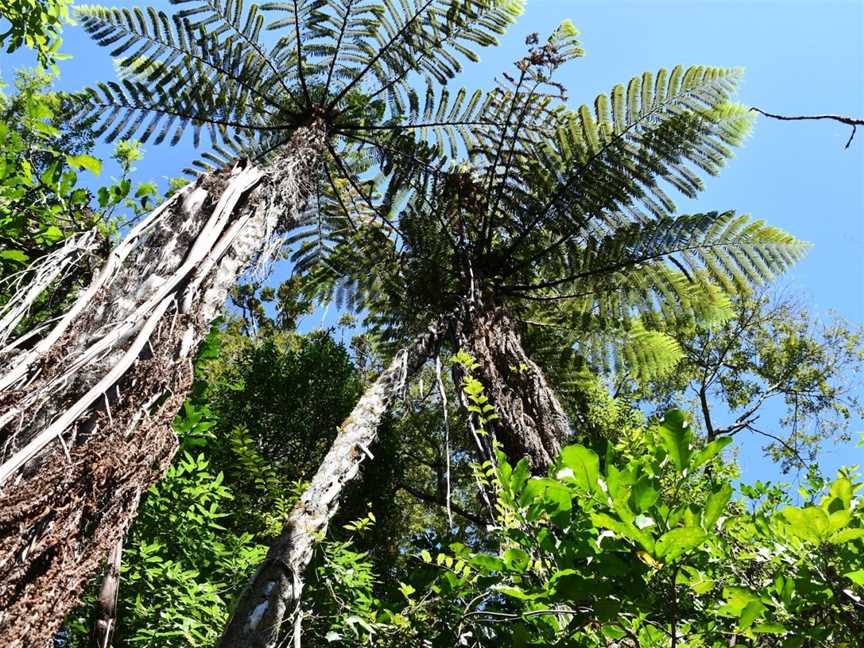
[{"xmin": 75, "ymin": 0, "xmax": 525, "ymax": 169}]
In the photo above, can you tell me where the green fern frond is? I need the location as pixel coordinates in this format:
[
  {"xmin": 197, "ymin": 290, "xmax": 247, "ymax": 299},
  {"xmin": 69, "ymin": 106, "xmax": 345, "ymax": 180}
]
[
  {"xmin": 523, "ymin": 314, "xmax": 683, "ymax": 385},
  {"xmin": 504, "ymin": 211, "xmax": 808, "ymax": 301},
  {"xmin": 501, "ymin": 66, "xmax": 753, "ymax": 264}
]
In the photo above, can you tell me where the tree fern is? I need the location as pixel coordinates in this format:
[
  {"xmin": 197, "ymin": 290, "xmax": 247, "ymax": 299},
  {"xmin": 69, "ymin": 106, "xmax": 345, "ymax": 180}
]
[
  {"xmin": 75, "ymin": 1, "xmax": 527, "ymax": 159},
  {"xmin": 291, "ymin": 42, "xmax": 807, "ymax": 390}
]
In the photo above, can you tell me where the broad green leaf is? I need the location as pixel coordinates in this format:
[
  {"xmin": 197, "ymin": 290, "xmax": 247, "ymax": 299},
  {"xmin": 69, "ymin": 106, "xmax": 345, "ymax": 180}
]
[
  {"xmin": 549, "ymin": 569, "xmax": 592, "ymax": 601},
  {"xmin": 702, "ymin": 483, "xmax": 733, "ymax": 529},
  {"xmin": 66, "ymin": 154, "xmax": 102, "ymax": 176},
  {"xmin": 521, "ymin": 478, "xmax": 572, "ymax": 525},
  {"xmin": 751, "ymin": 623, "xmax": 786, "ymax": 634},
  {"xmin": 38, "ymin": 225, "xmax": 63, "ymax": 244},
  {"xmin": 781, "ymin": 506, "xmax": 830, "ymax": 543},
  {"xmin": 828, "ymin": 477, "xmax": 853, "ymax": 509},
  {"xmin": 631, "ymin": 477, "xmax": 660, "ymax": 513},
  {"xmin": 39, "ymin": 160, "xmax": 60, "ymax": 186},
  {"xmin": 718, "ymin": 587, "xmax": 764, "ymax": 625},
  {"xmin": 691, "ymin": 578, "xmax": 715, "ymax": 594},
  {"xmin": 738, "ymin": 600, "xmax": 765, "ymax": 630},
  {"xmin": 830, "ymin": 528, "xmax": 864, "ymax": 544},
  {"xmin": 591, "ymin": 512, "xmax": 655, "ymax": 553},
  {"xmin": 845, "ymin": 569, "xmax": 864, "ymax": 585},
  {"xmin": 559, "ymin": 444, "xmax": 600, "ymax": 493},
  {"xmin": 659, "ymin": 410, "xmax": 692, "ymax": 472},
  {"xmin": 494, "ymin": 585, "xmax": 543, "ymax": 601},
  {"xmin": 828, "ymin": 509, "xmax": 852, "ymax": 531},
  {"xmin": 501, "ymin": 548, "xmax": 531, "ymax": 572},
  {"xmin": 655, "ymin": 527, "xmax": 707, "ymax": 561},
  {"xmin": 0, "ymin": 249, "xmax": 28, "ymax": 263},
  {"xmin": 510, "ymin": 457, "xmax": 531, "ymax": 497},
  {"xmin": 692, "ymin": 436, "xmax": 733, "ymax": 468}
]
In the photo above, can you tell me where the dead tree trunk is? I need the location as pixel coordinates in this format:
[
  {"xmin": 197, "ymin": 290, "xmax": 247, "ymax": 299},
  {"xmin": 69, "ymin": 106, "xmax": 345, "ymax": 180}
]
[
  {"xmin": 89, "ymin": 538, "xmax": 123, "ymax": 648},
  {"xmin": 216, "ymin": 321, "xmax": 442, "ymax": 648},
  {"xmin": 0, "ymin": 123, "xmax": 326, "ymax": 647},
  {"xmin": 458, "ymin": 304, "xmax": 571, "ymax": 473}
]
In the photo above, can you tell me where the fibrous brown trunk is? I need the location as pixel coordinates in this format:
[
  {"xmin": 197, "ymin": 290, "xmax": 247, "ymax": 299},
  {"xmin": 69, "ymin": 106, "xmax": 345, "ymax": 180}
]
[
  {"xmin": 458, "ymin": 304, "xmax": 570, "ymax": 473},
  {"xmin": 216, "ymin": 321, "xmax": 442, "ymax": 648},
  {"xmin": 89, "ymin": 538, "xmax": 123, "ymax": 648},
  {"xmin": 0, "ymin": 123, "xmax": 325, "ymax": 647}
]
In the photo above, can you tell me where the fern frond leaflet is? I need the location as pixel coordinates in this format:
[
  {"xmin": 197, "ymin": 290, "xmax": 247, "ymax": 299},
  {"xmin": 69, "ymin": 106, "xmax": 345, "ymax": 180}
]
[
  {"xmin": 327, "ymin": 0, "xmax": 436, "ymax": 111},
  {"xmin": 502, "ymin": 68, "xmax": 741, "ymax": 266}
]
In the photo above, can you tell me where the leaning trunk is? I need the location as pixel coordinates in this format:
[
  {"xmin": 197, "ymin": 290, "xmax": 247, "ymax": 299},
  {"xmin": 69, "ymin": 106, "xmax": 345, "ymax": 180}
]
[
  {"xmin": 0, "ymin": 123, "xmax": 325, "ymax": 647},
  {"xmin": 458, "ymin": 304, "xmax": 571, "ymax": 473},
  {"xmin": 216, "ymin": 322, "xmax": 442, "ymax": 648}
]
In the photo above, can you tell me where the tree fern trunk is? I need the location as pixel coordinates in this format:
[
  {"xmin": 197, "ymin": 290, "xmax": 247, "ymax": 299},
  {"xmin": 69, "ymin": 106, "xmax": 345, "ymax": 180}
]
[
  {"xmin": 459, "ymin": 305, "xmax": 571, "ymax": 473},
  {"xmin": 216, "ymin": 322, "xmax": 442, "ymax": 648},
  {"xmin": 0, "ymin": 123, "xmax": 326, "ymax": 647}
]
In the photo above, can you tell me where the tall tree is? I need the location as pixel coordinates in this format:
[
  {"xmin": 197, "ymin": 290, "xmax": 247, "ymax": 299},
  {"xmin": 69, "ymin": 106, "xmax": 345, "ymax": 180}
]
[
  {"xmin": 626, "ymin": 291, "xmax": 864, "ymax": 471},
  {"xmin": 0, "ymin": 1, "xmax": 524, "ymax": 644},
  {"xmin": 301, "ymin": 33, "xmax": 808, "ymax": 473}
]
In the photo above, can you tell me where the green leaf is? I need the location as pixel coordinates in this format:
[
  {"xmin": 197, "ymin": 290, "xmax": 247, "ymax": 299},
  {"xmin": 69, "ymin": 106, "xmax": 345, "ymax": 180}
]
[
  {"xmin": 558, "ymin": 445, "xmax": 600, "ymax": 493},
  {"xmin": 828, "ymin": 528, "xmax": 864, "ymax": 544},
  {"xmin": 659, "ymin": 410, "xmax": 692, "ymax": 472},
  {"xmin": 468, "ymin": 554, "xmax": 504, "ymax": 573},
  {"xmin": 521, "ymin": 478, "xmax": 572, "ymax": 525},
  {"xmin": 781, "ymin": 506, "xmax": 830, "ymax": 543},
  {"xmin": 828, "ymin": 477, "xmax": 854, "ymax": 506},
  {"xmin": 655, "ymin": 527, "xmax": 707, "ymax": 562},
  {"xmin": 702, "ymin": 483, "xmax": 733, "ymax": 529},
  {"xmin": 494, "ymin": 585, "xmax": 544, "ymax": 601},
  {"xmin": 591, "ymin": 512, "xmax": 655, "ymax": 553},
  {"xmin": 510, "ymin": 457, "xmax": 531, "ymax": 497},
  {"xmin": 692, "ymin": 436, "xmax": 733, "ymax": 468},
  {"xmin": 691, "ymin": 578, "xmax": 715, "ymax": 594},
  {"xmin": 0, "ymin": 249, "xmax": 28, "ymax": 264},
  {"xmin": 501, "ymin": 548, "xmax": 531, "ymax": 573},
  {"xmin": 66, "ymin": 154, "xmax": 102, "ymax": 176},
  {"xmin": 751, "ymin": 623, "xmax": 786, "ymax": 634},
  {"xmin": 719, "ymin": 587, "xmax": 766, "ymax": 630},
  {"xmin": 630, "ymin": 477, "xmax": 660, "ymax": 513},
  {"xmin": 38, "ymin": 225, "xmax": 64, "ymax": 244},
  {"xmin": 738, "ymin": 600, "xmax": 765, "ymax": 630},
  {"xmin": 845, "ymin": 569, "xmax": 864, "ymax": 586}
]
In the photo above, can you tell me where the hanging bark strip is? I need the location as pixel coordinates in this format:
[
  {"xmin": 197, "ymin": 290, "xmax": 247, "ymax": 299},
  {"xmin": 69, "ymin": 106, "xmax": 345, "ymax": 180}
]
[
  {"xmin": 458, "ymin": 305, "xmax": 571, "ymax": 473},
  {"xmin": 0, "ymin": 230, "xmax": 103, "ymax": 350},
  {"xmin": 217, "ymin": 320, "xmax": 444, "ymax": 648},
  {"xmin": 0, "ymin": 122, "xmax": 326, "ymax": 647}
]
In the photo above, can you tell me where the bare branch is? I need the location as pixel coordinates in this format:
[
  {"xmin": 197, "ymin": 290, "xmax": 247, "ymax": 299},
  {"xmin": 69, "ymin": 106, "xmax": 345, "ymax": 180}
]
[{"xmin": 751, "ymin": 107, "xmax": 864, "ymax": 148}]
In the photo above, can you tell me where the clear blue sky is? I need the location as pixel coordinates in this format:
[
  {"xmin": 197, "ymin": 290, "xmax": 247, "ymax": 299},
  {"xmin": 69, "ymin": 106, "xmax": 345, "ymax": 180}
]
[{"xmin": 3, "ymin": 0, "xmax": 862, "ymax": 484}]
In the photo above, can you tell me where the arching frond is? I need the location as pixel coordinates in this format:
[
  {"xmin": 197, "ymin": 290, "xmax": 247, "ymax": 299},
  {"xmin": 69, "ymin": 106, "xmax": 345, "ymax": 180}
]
[
  {"xmin": 503, "ymin": 211, "xmax": 808, "ymax": 302},
  {"xmin": 499, "ymin": 66, "xmax": 754, "ymax": 269},
  {"xmin": 75, "ymin": 0, "xmax": 525, "ymax": 161}
]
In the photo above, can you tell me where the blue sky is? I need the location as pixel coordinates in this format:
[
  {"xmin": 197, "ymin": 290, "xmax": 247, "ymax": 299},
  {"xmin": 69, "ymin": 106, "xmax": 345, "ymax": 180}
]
[{"xmin": 3, "ymin": 0, "xmax": 862, "ymax": 484}]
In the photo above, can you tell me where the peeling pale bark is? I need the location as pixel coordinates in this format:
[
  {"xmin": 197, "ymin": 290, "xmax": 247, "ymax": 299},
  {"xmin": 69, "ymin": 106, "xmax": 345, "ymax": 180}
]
[
  {"xmin": 0, "ymin": 230, "xmax": 103, "ymax": 351},
  {"xmin": 0, "ymin": 123, "xmax": 325, "ymax": 647},
  {"xmin": 216, "ymin": 321, "xmax": 443, "ymax": 648},
  {"xmin": 459, "ymin": 305, "xmax": 571, "ymax": 473}
]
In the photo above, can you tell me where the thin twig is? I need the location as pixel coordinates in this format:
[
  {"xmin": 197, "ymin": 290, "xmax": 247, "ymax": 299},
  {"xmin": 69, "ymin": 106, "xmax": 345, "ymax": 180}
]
[
  {"xmin": 751, "ymin": 107, "xmax": 864, "ymax": 148},
  {"xmin": 434, "ymin": 354, "xmax": 453, "ymax": 529}
]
